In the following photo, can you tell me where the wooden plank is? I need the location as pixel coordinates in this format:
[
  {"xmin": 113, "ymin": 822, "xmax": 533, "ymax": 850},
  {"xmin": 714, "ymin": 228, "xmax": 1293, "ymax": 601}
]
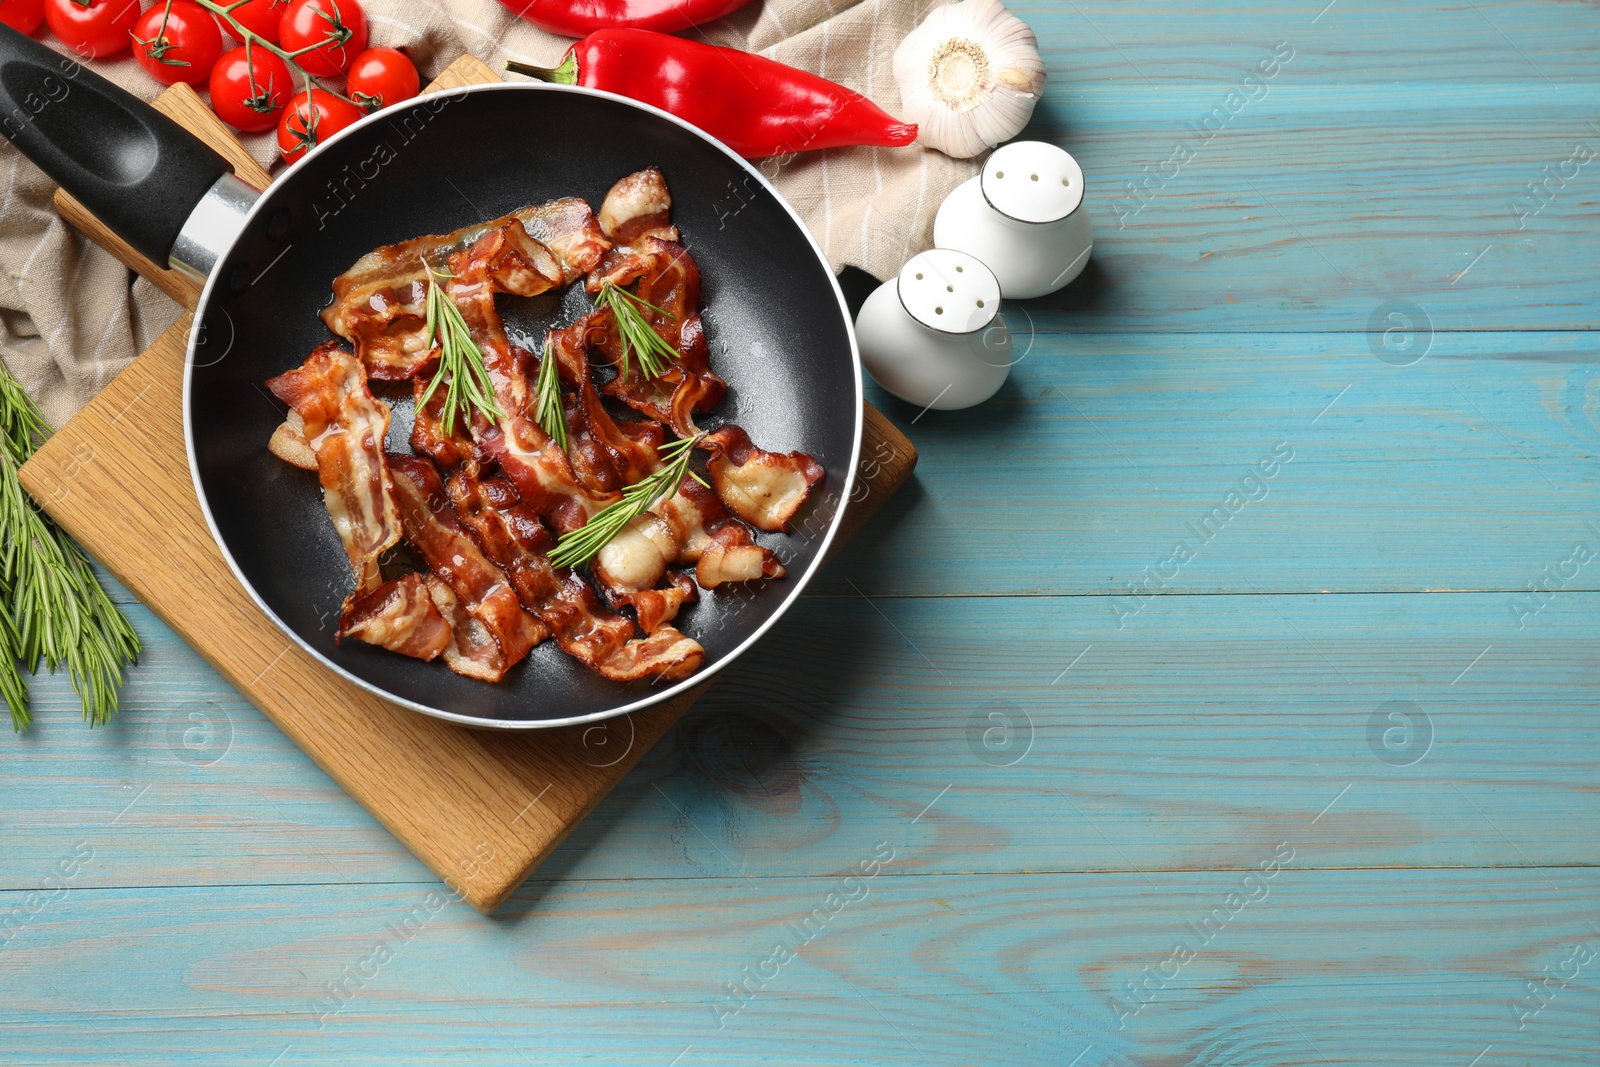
[
  {"xmin": 7, "ymin": 6, "xmax": 1597, "ymax": 1061},
  {"xmin": 1, "ymin": 869, "xmax": 1595, "ymax": 1064},
  {"xmin": 821, "ymin": 327, "xmax": 1600, "ymax": 596},
  {"xmin": 1018, "ymin": 0, "xmax": 1595, "ymax": 83},
  {"xmin": 5, "ymin": 588, "xmax": 1594, "ymax": 887},
  {"xmin": 997, "ymin": 0, "xmax": 1600, "ymax": 331}
]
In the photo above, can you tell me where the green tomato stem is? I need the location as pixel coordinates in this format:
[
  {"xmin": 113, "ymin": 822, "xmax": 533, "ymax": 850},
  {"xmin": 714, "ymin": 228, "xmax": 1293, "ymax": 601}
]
[{"xmin": 193, "ymin": 0, "xmax": 362, "ymax": 108}]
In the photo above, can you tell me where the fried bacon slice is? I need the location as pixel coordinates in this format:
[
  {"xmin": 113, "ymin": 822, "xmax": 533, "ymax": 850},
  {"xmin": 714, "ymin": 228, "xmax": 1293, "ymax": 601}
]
[
  {"xmin": 388, "ymin": 454, "xmax": 548, "ymax": 681},
  {"xmin": 445, "ymin": 469, "xmax": 704, "ymax": 681},
  {"xmin": 322, "ymin": 198, "xmax": 608, "ymax": 380},
  {"xmin": 267, "ymin": 410, "xmax": 317, "ymax": 471},
  {"xmin": 598, "ymin": 167, "xmax": 679, "ymax": 250},
  {"xmin": 588, "ymin": 239, "xmax": 726, "ymax": 439},
  {"xmin": 336, "ymin": 574, "xmax": 451, "ymax": 661},
  {"xmin": 703, "ymin": 425, "xmax": 826, "ymax": 532},
  {"xmin": 545, "ymin": 318, "xmax": 665, "ymax": 495},
  {"xmin": 422, "ymin": 575, "xmax": 514, "ymax": 682},
  {"xmin": 440, "ymin": 234, "xmax": 619, "ymax": 538},
  {"xmin": 587, "ymin": 239, "xmax": 825, "ymax": 531},
  {"xmin": 266, "ymin": 341, "xmax": 401, "ymax": 595},
  {"xmin": 603, "ymin": 569, "xmax": 698, "ymax": 635},
  {"xmin": 409, "ymin": 372, "xmax": 476, "ymax": 471}
]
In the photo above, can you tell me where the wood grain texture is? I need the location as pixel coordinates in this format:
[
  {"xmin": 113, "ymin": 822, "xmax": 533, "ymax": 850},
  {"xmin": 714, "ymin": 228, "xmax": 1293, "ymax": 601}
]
[
  {"xmin": 1005, "ymin": 0, "xmax": 1600, "ymax": 332},
  {"xmin": 3, "ymin": 587, "xmax": 1595, "ymax": 889},
  {"xmin": 1, "ymin": 870, "xmax": 1596, "ymax": 1065},
  {"xmin": 16, "ymin": 55, "xmax": 915, "ymax": 913},
  {"xmin": 815, "ymin": 328, "xmax": 1600, "ymax": 596},
  {"xmin": 4, "ymin": 3, "xmax": 1597, "ymax": 1064}
]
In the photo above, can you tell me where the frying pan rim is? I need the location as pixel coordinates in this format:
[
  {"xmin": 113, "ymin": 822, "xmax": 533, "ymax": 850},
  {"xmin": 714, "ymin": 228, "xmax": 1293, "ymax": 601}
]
[{"xmin": 181, "ymin": 80, "xmax": 865, "ymax": 730}]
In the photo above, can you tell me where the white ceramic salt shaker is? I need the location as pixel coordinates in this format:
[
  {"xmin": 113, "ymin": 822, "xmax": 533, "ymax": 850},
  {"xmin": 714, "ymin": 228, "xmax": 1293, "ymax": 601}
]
[
  {"xmin": 855, "ymin": 248, "xmax": 1012, "ymax": 411},
  {"xmin": 933, "ymin": 141, "xmax": 1092, "ymax": 299}
]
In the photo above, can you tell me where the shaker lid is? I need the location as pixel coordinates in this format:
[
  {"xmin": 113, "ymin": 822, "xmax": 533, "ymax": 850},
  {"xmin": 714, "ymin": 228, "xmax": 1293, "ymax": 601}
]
[
  {"xmin": 980, "ymin": 141, "xmax": 1085, "ymax": 223},
  {"xmin": 896, "ymin": 249, "xmax": 1001, "ymax": 334}
]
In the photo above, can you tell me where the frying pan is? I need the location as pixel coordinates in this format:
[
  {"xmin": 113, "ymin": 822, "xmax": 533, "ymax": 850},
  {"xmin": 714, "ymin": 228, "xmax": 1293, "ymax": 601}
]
[{"xmin": 0, "ymin": 29, "xmax": 863, "ymax": 729}]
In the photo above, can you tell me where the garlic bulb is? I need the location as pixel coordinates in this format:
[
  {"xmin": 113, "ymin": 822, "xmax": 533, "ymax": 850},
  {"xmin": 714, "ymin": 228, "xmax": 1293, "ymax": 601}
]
[{"xmin": 893, "ymin": 0, "xmax": 1046, "ymax": 159}]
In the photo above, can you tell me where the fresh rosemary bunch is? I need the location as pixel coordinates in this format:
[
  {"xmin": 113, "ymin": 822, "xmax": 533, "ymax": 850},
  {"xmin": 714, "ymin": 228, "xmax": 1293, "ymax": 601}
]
[
  {"xmin": 533, "ymin": 341, "xmax": 568, "ymax": 452},
  {"xmin": 0, "ymin": 364, "xmax": 141, "ymax": 731},
  {"xmin": 593, "ymin": 280, "xmax": 681, "ymax": 382},
  {"xmin": 548, "ymin": 434, "xmax": 705, "ymax": 569},
  {"xmin": 418, "ymin": 260, "xmax": 505, "ymax": 434}
]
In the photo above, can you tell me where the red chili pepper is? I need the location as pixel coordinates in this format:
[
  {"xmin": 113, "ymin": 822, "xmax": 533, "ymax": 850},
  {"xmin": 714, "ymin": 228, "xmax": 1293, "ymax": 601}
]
[
  {"xmin": 499, "ymin": 0, "xmax": 751, "ymax": 37},
  {"xmin": 507, "ymin": 29, "xmax": 917, "ymax": 160}
]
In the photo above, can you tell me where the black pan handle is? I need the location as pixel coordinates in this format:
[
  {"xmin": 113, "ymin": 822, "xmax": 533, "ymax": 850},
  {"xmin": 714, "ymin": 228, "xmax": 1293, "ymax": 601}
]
[{"xmin": 0, "ymin": 25, "xmax": 230, "ymax": 269}]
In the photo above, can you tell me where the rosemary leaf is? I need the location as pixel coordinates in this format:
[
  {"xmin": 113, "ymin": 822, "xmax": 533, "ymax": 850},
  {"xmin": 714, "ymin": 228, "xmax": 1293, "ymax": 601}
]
[
  {"xmin": 0, "ymin": 362, "xmax": 140, "ymax": 730},
  {"xmin": 533, "ymin": 341, "xmax": 568, "ymax": 452},
  {"xmin": 548, "ymin": 434, "xmax": 702, "ymax": 569},
  {"xmin": 416, "ymin": 261, "xmax": 506, "ymax": 434},
  {"xmin": 593, "ymin": 280, "xmax": 680, "ymax": 382},
  {"xmin": 0, "ymin": 567, "xmax": 30, "ymax": 731}
]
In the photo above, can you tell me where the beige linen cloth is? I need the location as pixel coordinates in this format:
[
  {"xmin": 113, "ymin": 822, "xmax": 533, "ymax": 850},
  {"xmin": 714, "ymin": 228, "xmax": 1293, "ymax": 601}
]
[{"xmin": 0, "ymin": 0, "xmax": 975, "ymax": 427}]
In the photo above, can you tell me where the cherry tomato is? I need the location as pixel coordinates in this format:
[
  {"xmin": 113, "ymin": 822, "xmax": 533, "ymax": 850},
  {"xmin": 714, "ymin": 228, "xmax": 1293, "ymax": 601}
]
[
  {"xmin": 345, "ymin": 47, "xmax": 417, "ymax": 111},
  {"xmin": 222, "ymin": 0, "xmax": 285, "ymax": 42},
  {"xmin": 276, "ymin": 87, "xmax": 363, "ymax": 163},
  {"xmin": 43, "ymin": 0, "xmax": 140, "ymax": 59},
  {"xmin": 209, "ymin": 45, "xmax": 292, "ymax": 133},
  {"xmin": 0, "ymin": 0, "xmax": 46, "ymax": 36},
  {"xmin": 277, "ymin": 0, "xmax": 364, "ymax": 77},
  {"xmin": 132, "ymin": 0, "xmax": 223, "ymax": 87}
]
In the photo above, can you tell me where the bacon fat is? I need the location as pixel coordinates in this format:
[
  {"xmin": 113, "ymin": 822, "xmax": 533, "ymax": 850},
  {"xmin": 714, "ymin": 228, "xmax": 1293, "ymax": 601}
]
[{"xmin": 265, "ymin": 341, "xmax": 401, "ymax": 595}]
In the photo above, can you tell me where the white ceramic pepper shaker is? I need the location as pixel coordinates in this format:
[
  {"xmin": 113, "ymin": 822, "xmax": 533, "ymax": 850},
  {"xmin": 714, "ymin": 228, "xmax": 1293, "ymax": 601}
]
[
  {"xmin": 855, "ymin": 248, "xmax": 1012, "ymax": 411},
  {"xmin": 933, "ymin": 140, "xmax": 1092, "ymax": 299}
]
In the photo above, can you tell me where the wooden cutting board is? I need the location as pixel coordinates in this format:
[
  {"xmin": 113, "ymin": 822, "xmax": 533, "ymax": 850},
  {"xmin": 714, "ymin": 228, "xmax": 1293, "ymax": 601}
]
[{"xmin": 17, "ymin": 55, "xmax": 916, "ymax": 914}]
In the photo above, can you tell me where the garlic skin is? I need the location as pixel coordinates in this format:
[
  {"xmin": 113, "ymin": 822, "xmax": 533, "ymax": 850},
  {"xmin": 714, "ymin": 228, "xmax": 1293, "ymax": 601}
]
[{"xmin": 893, "ymin": 0, "xmax": 1047, "ymax": 159}]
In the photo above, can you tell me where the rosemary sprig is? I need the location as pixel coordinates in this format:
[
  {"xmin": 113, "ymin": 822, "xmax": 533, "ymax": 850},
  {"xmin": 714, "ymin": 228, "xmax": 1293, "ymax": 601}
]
[
  {"xmin": 593, "ymin": 280, "xmax": 680, "ymax": 382},
  {"xmin": 417, "ymin": 260, "xmax": 505, "ymax": 434},
  {"xmin": 0, "ymin": 364, "xmax": 141, "ymax": 730},
  {"xmin": 532, "ymin": 341, "xmax": 568, "ymax": 452},
  {"xmin": 548, "ymin": 434, "xmax": 703, "ymax": 569}
]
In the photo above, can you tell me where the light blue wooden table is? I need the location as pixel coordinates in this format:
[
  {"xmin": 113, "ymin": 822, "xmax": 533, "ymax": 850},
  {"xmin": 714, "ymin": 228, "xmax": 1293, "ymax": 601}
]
[{"xmin": 4, "ymin": 2, "xmax": 1598, "ymax": 1063}]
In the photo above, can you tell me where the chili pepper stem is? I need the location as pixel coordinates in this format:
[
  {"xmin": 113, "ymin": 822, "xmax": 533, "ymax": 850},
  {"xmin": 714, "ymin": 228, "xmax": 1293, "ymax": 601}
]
[{"xmin": 505, "ymin": 54, "xmax": 579, "ymax": 86}]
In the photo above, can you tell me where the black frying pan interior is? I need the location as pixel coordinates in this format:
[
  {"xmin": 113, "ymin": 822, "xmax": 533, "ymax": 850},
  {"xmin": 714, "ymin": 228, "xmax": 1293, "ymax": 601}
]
[{"xmin": 187, "ymin": 86, "xmax": 860, "ymax": 726}]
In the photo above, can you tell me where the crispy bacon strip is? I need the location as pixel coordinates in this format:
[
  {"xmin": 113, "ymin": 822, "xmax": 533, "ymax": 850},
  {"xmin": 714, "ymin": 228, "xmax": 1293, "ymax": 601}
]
[
  {"xmin": 445, "ymin": 470, "xmax": 704, "ymax": 681},
  {"xmin": 546, "ymin": 317, "xmax": 665, "ymax": 495},
  {"xmin": 336, "ymin": 574, "xmax": 451, "ymax": 661},
  {"xmin": 323, "ymin": 199, "xmax": 608, "ymax": 380},
  {"xmin": 671, "ymin": 479, "xmax": 787, "ymax": 589},
  {"xmin": 588, "ymin": 239, "xmax": 726, "ymax": 439},
  {"xmin": 598, "ymin": 167, "xmax": 680, "ymax": 250},
  {"xmin": 409, "ymin": 372, "xmax": 476, "ymax": 471},
  {"xmin": 435, "ymin": 234, "xmax": 620, "ymax": 537},
  {"xmin": 388, "ymin": 454, "xmax": 548, "ymax": 680},
  {"xmin": 266, "ymin": 342, "xmax": 401, "ymax": 594},
  {"xmin": 423, "ymin": 575, "xmax": 510, "ymax": 682},
  {"xmin": 703, "ymin": 425, "xmax": 826, "ymax": 532},
  {"xmin": 267, "ymin": 410, "xmax": 317, "ymax": 471},
  {"xmin": 603, "ymin": 569, "xmax": 698, "ymax": 636}
]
